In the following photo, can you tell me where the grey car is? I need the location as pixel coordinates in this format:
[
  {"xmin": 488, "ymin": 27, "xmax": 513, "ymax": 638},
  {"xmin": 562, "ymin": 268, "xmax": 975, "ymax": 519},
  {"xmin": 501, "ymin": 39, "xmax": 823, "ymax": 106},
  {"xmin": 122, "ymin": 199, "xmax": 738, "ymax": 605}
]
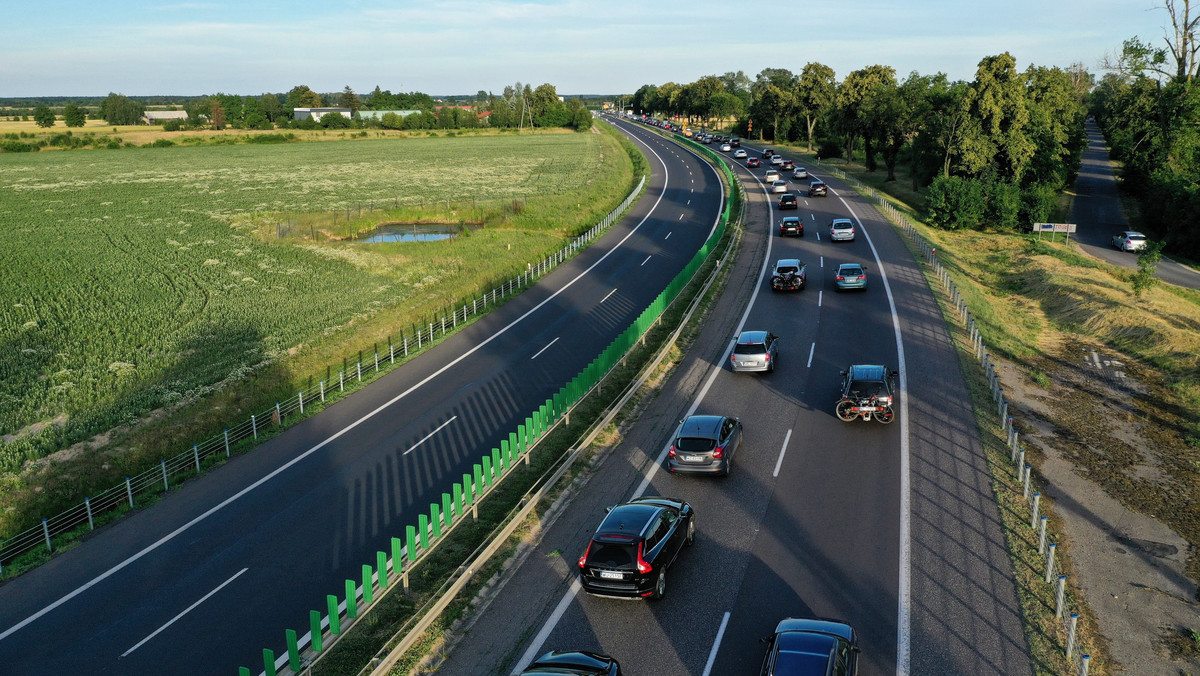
[
  {"xmin": 730, "ymin": 330, "xmax": 778, "ymax": 373},
  {"xmin": 667, "ymin": 414, "xmax": 743, "ymax": 476},
  {"xmin": 829, "ymin": 219, "xmax": 855, "ymax": 242}
]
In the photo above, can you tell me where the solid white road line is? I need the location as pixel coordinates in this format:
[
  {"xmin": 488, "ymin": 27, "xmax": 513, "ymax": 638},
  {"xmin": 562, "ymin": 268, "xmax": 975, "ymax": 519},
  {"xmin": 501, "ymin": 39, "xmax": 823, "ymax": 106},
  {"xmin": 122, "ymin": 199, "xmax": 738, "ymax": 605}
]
[
  {"xmin": 641, "ymin": 255, "xmax": 652, "ymax": 266},
  {"xmin": 529, "ymin": 337, "xmax": 560, "ymax": 361},
  {"xmin": 0, "ymin": 120, "xmax": 688, "ymax": 647},
  {"xmin": 772, "ymin": 430, "xmax": 792, "ymax": 478},
  {"xmin": 511, "ymin": 133, "xmax": 742, "ymax": 675},
  {"xmin": 600, "ymin": 288, "xmax": 618, "ymax": 304},
  {"xmin": 403, "ymin": 416, "xmax": 459, "ymax": 455},
  {"xmin": 701, "ymin": 611, "xmax": 732, "ymax": 676},
  {"xmin": 511, "ymin": 579, "xmax": 583, "ymax": 676},
  {"xmin": 122, "ymin": 568, "xmax": 248, "ymax": 657},
  {"xmin": 807, "ymin": 342, "xmax": 815, "ymax": 368},
  {"xmin": 836, "ymin": 194, "xmax": 911, "ymax": 676}
]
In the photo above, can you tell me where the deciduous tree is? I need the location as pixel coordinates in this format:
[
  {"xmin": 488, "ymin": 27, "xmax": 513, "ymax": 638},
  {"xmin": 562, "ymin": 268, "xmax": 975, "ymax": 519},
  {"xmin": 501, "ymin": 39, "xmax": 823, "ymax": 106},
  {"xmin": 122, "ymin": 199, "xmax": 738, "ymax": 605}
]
[
  {"xmin": 796, "ymin": 62, "xmax": 837, "ymax": 152},
  {"xmin": 33, "ymin": 105, "xmax": 55, "ymax": 128},
  {"xmin": 63, "ymin": 104, "xmax": 86, "ymax": 127}
]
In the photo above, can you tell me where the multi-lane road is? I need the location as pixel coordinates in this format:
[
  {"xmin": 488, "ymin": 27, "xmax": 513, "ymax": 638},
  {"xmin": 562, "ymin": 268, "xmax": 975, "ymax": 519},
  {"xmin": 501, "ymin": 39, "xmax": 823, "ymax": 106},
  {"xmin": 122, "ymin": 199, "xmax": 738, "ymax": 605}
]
[
  {"xmin": 435, "ymin": 118, "xmax": 1032, "ymax": 676},
  {"xmin": 0, "ymin": 120, "xmax": 724, "ymax": 674}
]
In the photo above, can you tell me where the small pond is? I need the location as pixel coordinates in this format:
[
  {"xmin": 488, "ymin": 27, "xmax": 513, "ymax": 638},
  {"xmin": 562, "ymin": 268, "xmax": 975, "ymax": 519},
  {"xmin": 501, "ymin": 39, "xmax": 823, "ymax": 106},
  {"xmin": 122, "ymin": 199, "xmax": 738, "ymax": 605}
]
[{"xmin": 360, "ymin": 223, "xmax": 461, "ymax": 243}]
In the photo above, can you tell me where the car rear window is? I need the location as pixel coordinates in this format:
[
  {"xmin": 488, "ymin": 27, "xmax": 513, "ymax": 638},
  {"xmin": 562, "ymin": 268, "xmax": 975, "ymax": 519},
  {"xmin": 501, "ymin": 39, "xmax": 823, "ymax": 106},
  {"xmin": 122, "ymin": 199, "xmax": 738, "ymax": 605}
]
[
  {"xmin": 734, "ymin": 342, "xmax": 767, "ymax": 355},
  {"xmin": 1128, "ymin": 234, "xmax": 1146, "ymax": 240},
  {"xmin": 776, "ymin": 266, "xmax": 799, "ymax": 274},
  {"xmin": 849, "ymin": 380, "xmax": 885, "ymax": 396},
  {"xmin": 589, "ymin": 542, "xmax": 635, "ymax": 567},
  {"xmin": 834, "ymin": 222, "xmax": 852, "ymax": 229},
  {"xmin": 841, "ymin": 267, "xmax": 863, "ymax": 275},
  {"xmin": 676, "ymin": 437, "xmax": 716, "ymax": 452}
]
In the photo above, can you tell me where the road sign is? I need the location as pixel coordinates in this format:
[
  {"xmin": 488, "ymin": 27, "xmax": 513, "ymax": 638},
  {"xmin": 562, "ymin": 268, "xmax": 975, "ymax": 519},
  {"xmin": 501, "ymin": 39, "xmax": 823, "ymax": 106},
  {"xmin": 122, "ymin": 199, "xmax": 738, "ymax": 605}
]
[{"xmin": 1034, "ymin": 222, "xmax": 1077, "ymax": 242}]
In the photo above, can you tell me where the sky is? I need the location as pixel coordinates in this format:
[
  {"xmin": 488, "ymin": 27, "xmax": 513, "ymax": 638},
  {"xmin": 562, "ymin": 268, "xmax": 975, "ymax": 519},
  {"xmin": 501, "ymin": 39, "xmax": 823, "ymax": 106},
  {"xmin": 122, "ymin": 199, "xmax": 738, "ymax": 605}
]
[{"xmin": 1, "ymin": 0, "xmax": 1174, "ymax": 97}]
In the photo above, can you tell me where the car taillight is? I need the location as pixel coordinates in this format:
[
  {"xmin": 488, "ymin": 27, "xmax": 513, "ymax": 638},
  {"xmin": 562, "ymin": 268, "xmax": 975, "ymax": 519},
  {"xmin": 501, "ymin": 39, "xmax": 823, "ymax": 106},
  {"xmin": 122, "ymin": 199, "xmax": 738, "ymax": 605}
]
[
  {"xmin": 836, "ymin": 275, "xmax": 845, "ymax": 281},
  {"xmin": 668, "ymin": 445, "xmax": 676, "ymax": 457},
  {"xmin": 858, "ymin": 275, "xmax": 866, "ymax": 280},
  {"xmin": 712, "ymin": 445, "xmax": 724, "ymax": 458},
  {"xmin": 578, "ymin": 542, "xmax": 592, "ymax": 569},
  {"xmin": 636, "ymin": 542, "xmax": 653, "ymax": 574}
]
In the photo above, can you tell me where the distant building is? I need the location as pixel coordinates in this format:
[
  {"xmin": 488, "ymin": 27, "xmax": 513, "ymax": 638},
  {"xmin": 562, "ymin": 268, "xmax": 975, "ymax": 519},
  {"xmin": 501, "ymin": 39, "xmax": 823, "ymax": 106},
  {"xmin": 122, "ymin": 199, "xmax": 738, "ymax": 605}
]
[
  {"xmin": 292, "ymin": 107, "xmax": 352, "ymax": 121},
  {"xmin": 356, "ymin": 110, "xmax": 422, "ymax": 121},
  {"xmin": 142, "ymin": 110, "xmax": 189, "ymax": 125}
]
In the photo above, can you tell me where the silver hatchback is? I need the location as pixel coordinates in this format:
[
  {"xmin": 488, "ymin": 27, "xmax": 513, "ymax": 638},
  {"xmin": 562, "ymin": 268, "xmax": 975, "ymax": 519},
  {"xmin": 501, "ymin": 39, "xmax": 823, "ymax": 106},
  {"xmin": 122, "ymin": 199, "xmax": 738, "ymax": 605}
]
[{"xmin": 730, "ymin": 330, "xmax": 779, "ymax": 373}]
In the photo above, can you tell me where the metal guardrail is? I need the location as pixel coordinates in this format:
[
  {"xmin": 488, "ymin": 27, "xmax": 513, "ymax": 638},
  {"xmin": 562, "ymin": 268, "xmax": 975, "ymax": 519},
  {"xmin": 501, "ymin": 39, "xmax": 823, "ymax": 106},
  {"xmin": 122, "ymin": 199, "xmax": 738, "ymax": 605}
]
[
  {"xmin": 0, "ymin": 176, "xmax": 647, "ymax": 575},
  {"xmin": 242, "ymin": 133, "xmax": 740, "ymax": 676},
  {"xmin": 827, "ymin": 166, "xmax": 1094, "ymax": 674}
]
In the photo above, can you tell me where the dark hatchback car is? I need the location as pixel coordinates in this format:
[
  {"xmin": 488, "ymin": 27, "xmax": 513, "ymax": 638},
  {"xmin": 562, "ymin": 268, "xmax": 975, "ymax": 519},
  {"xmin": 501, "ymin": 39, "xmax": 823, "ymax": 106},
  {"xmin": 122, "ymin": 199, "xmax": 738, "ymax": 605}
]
[
  {"xmin": 577, "ymin": 496, "xmax": 695, "ymax": 600},
  {"xmin": 779, "ymin": 193, "xmax": 798, "ymax": 210},
  {"xmin": 759, "ymin": 618, "xmax": 859, "ymax": 676},
  {"xmin": 747, "ymin": 157, "xmax": 761, "ymax": 168},
  {"xmin": 521, "ymin": 650, "xmax": 622, "ymax": 676},
  {"xmin": 668, "ymin": 414, "xmax": 744, "ymax": 475},
  {"xmin": 808, "ymin": 179, "xmax": 828, "ymax": 197},
  {"xmin": 779, "ymin": 216, "xmax": 804, "ymax": 237},
  {"xmin": 835, "ymin": 364, "xmax": 899, "ymax": 424}
]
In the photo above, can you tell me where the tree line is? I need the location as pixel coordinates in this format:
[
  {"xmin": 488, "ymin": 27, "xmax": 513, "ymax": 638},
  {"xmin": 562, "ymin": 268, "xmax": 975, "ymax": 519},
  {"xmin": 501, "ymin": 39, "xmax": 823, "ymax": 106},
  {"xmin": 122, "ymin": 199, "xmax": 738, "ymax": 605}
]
[
  {"xmin": 1091, "ymin": 0, "xmax": 1200, "ymax": 259},
  {"xmin": 72, "ymin": 82, "xmax": 591, "ymax": 133},
  {"xmin": 630, "ymin": 56, "xmax": 1090, "ymax": 231}
]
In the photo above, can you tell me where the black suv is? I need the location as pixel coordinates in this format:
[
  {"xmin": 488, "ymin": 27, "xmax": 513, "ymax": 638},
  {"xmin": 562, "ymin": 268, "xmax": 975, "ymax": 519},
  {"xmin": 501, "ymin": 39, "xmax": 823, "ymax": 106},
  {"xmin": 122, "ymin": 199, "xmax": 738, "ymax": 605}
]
[
  {"xmin": 730, "ymin": 138, "xmax": 742, "ymax": 147},
  {"xmin": 778, "ymin": 193, "xmax": 798, "ymax": 210},
  {"xmin": 521, "ymin": 651, "xmax": 622, "ymax": 675},
  {"xmin": 835, "ymin": 364, "xmax": 899, "ymax": 423},
  {"xmin": 771, "ymin": 259, "xmax": 807, "ymax": 291},
  {"xmin": 808, "ymin": 179, "xmax": 828, "ymax": 197},
  {"xmin": 759, "ymin": 618, "xmax": 860, "ymax": 676},
  {"xmin": 577, "ymin": 497, "xmax": 695, "ymax": 600}
]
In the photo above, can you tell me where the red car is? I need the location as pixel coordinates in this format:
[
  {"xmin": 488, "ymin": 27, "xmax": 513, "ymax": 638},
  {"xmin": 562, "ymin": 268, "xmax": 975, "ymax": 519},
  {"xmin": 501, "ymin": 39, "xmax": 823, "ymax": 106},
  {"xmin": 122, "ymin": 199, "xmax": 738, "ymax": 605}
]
[{"xmin": 747, "ymin": 157, "xmax": 761, "ymax": 168}]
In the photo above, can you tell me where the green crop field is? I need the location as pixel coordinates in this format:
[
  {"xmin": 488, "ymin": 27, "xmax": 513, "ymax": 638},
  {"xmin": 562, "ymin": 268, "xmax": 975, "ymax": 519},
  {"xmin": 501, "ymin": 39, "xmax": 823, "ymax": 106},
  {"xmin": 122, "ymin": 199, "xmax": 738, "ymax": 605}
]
[{"xmin": 0, "ymin": 129, "xmax": 634, "ymax": 508}]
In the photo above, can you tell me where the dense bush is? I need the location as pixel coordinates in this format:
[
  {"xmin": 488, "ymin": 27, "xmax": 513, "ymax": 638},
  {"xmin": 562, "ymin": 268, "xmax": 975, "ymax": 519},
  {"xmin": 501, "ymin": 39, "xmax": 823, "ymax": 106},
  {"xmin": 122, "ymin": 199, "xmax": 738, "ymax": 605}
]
[{"xmin": 926, "ymin": 175, "xmax": 984, "ymax": 229}]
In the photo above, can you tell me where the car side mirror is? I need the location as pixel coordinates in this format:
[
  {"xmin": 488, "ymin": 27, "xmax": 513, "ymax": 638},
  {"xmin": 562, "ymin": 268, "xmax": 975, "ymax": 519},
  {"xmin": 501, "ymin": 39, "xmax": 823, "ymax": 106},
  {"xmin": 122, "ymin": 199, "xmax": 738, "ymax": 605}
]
[
  {"xmin": 851, "ymin": 645, "xmax": 862, "ymax": 653},
  {"xmin": 604, "ymin": 505, "xmax": 615, "ymax": 513},
  {"xmin": 891, "ymin": 370, "xmax": 899, "ymax": 378},
  {"xmin": 759, "ymin": 635, "xmax": 772, "ymax": 644},
  {"xmin": 839, "ymin": 370, "xmax": 847, "ymax": 377}
]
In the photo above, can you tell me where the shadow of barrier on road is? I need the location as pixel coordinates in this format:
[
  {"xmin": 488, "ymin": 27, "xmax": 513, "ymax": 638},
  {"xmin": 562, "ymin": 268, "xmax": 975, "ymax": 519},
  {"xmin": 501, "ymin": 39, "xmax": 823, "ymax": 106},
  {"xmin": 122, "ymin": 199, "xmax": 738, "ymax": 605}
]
[
  {"xmin": 237, "ymin": 141, "xmax": 742, "ymax": 676},
  {"xmin": 0, "ymin": 176, "xmax": 649, "ymax": 580},
  {"xmin": 819, "ymin": 163, "xmax": 1102, "ymax": 676}
]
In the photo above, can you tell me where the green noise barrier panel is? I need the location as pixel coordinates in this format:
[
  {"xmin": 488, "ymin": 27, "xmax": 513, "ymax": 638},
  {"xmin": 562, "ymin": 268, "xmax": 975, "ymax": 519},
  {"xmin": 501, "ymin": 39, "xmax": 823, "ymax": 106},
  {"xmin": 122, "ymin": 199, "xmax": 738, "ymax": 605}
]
[{"xmin": 246, "ymin": 138, "xmax": 742, "ymax": 675}]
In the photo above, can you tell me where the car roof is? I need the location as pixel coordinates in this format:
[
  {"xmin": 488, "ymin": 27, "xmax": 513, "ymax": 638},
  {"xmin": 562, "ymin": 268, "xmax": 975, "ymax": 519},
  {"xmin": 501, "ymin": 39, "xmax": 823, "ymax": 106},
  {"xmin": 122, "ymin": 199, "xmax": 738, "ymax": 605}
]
[
  {"xmin": 679, "ymin": 414, "xmax": 725, "ymax": 440},
  {"xmin": 776, "ymin": 258, "xmax": 802, "ymax": 267},
  {"xmin": 1124, "ymin": 231, "xmax": 1146, "ymax": 237},
  {"xmin": 782, "ymin": 193, "xmax": 796, "ymax": 198},
  {"xmin": 837, "ymin": 263, "xmax": 863, "ymax": 270},
  {"xmin": 737, "ymin": 330, "xmax": 769, "ymax": 343},
  {"xmin": 848, "ymin": 364, "xmax": 888, "ymax": 380},
  {"xmin": 526, "ymin": 650, "xmax": 614, "ymax": 675},
  {"xmin": 774, "ymin": 617, "xmax": 856, "ymax": 643},
  {"xmin": 832, "ymin": 219, "xmax": 853, "ymax": 226},
  {"xmin": 596, "ymin": 503, "xmax": 661, "ymax": 538},
  {"xmin": 781, "ymin": 216, "xmax": 800, "ymax": 223}
]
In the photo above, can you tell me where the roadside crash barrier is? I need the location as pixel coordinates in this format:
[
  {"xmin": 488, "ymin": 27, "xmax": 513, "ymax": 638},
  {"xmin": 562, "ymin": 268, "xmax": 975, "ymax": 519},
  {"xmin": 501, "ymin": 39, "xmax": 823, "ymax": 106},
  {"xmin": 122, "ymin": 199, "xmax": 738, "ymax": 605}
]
[{"xmin": 819, "ymin": 162, "xmax": 1094, "ymax": 673}]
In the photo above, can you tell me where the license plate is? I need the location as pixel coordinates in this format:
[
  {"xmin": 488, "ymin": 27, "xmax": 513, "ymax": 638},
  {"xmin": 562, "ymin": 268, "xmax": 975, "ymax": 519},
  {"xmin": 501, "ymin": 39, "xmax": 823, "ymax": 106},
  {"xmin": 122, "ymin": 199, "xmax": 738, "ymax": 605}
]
[
  {"xmin": 683, "ymin": 454, "xmax": 703, "ymax": 462},
  {"xmin": 599, "ymin": 571, "xmax": 623, "ymax": 580},
  {"xmin": 860, "ymin": 406, "xmax": 877, "ymax": 412}
]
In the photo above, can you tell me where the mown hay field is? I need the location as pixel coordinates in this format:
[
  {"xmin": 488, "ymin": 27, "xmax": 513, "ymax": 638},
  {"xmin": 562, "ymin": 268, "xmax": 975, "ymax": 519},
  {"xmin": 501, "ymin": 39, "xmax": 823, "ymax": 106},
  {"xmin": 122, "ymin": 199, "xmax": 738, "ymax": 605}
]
[{"xmin": 0, "ymin": 130, "xmax": 632, "ymax": 499}]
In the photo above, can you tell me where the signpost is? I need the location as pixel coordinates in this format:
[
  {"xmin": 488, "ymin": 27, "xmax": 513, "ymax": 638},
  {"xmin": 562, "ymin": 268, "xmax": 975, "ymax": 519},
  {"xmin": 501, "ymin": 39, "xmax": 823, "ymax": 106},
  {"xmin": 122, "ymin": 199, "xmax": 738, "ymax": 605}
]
[{"xmin": 1034, "ymin": 223, "xmax": 1077, "ymax": 243}]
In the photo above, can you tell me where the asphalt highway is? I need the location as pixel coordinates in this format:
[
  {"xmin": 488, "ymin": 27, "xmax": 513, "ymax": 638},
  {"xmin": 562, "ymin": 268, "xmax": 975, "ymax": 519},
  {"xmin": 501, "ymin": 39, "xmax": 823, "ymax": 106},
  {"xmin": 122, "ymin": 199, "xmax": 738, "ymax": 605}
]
[
  {"xmin": 0, "ymin": 122, "xmax": 724, "ymax": 675},
  {"xmin": 436, "ymin": 121, "xmax": 1031, "ymax": 676},
  {"xmin": 1069, "ymin": 120, "xmax": 1200, "ymax": 289}
]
